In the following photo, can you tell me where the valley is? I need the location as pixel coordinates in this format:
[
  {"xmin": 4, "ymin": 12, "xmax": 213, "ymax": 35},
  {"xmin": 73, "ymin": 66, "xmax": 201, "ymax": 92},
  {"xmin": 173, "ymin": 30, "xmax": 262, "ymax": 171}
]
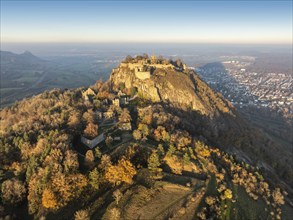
[{"xmin": 0, "ymin": 51, "xmax": 117, "ymax": 107}]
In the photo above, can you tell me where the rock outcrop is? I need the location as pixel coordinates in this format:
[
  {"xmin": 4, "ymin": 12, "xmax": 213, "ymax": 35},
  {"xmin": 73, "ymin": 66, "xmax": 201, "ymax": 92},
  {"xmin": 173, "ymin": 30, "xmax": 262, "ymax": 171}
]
[{"xmin": 110, "ymin": 56, "xmax": 234, "ymax": 117}]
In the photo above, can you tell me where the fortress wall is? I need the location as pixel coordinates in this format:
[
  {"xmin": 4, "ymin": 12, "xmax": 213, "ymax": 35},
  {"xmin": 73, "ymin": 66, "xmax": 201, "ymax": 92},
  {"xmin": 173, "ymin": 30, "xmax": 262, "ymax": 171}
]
[
  {"xmin": 135, "ymin": 71, "xmax": 151, "ymax": 80},
  {"xmin": 151, "ymin": 64, "xmax": 174, "ymax": 69},
  {"xmin": 128, "ymin": 63, "xmax": 143, "ymax": 70},
  {"xmin": 121, "ymin": 63, "xmax": 174, "ymax": 70}
]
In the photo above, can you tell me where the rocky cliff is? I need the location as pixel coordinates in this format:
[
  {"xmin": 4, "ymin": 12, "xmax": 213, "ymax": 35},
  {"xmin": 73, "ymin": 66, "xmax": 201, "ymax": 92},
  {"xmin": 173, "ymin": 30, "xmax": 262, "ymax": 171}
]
[{"xmin": 110, "ymin": 57, "xmax": 234, "ymax": 118}]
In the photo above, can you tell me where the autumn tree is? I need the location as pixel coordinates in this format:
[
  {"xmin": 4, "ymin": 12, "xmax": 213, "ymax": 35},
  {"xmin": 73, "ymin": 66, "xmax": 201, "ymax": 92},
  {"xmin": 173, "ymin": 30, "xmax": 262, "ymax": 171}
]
[
  {"xmin": 272, "ymin": 188, "xmax": 284, "ymax": 205},
  {"xmin": 95, "ymin": 148, "xmax": 102, "ymax": 159},
  {"xmin": 183, "ymin": 153, "xmax": 191, "ymax": 166},
  {"xmin": 96, "ymin": 90, "xmax": 107, "ymax": 99},
  {"xmin": 138, "ymin": 123, "xmax": 149, "ymax": 140},
  {"xmin": 148, "ymin": 151, "xmax": 162, "ymax": 178},
  {"xmin": 83, "ymin": 122, "xmax": 98, "ymax": 138},
  {"xmin": 33, "ymin": 138, "xmax": 48, "ymax": 156},
  {"xmin": 63, "ymin": 150, "xmax": 79, "ymax": 173},
  {"xmin": 109, "ymin": 208, "xmax": 121, "ymax": 220},
  {"xmin": 27, "ymin": 167, "xmax": 51, "ymax": 214},
  {"xmin": 166, "ymin": 144, "xmax": 176, "ymax": 157},
  {"xmin": 142, "ymin": 114, "xmax": 152, "ymax": 125},
  {"xmin": 170, "ymin": 130, "xmax": 191, "ymax": 150},
  {"xmin": 105, "ymin": 158, "xmax": 137, "ymax": 185},
  {"xmin": 42, "ymin": 188, "xmax": 58, "ymax": 209},
  {"xmin": 67, "ymin": 111, "xmax": 82, "ymax": 132},
  {"xmin": 154, "ymin": 126, "xmax": 170, "ymax": 142},
  {"xmin": 75, "ymin": 209, "xmax": 90, "ymax": 220},
  {"xmin": 89, "ymin": 168, "xmax": 100, "ymax": 190},
  {"xmin": 52, "ymin": 173, "xmax": 88, "ymax": 207},
  {"xmin": 148, "ymin": 151, "xmax": 161, "ymax": 171},
  {"xmin": 157, "ymin": 144, "xmax": 165, "ymax": 158},
  {"xmin": 83, "ymin": 109, "xmax": 97, "ymax": 124},
  {"xmin": 1, "ymin": 178, "xmax": 26, "ymax": 204},
  {"xmin": 99, "ymin": 154, "xmax": 112, "ymax": 171},
  {"xmin": 133, "ymin": 130, "xmax": 142, "ymax": 140},
  {"xmin": 85, "ymin": 150, "xmax": 95, "ymax": 168},
  {"xmin": 119, "ymin": 108, "xmax": 131, "ymax": 123},
  {"xmin": 221, "ymin": 189, "xmax": 233, "ymax": 200}
]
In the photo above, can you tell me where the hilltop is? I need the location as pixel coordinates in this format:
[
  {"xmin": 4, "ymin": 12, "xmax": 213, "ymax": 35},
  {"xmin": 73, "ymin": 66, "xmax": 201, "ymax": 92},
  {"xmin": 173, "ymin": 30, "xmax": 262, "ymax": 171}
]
[
  {"xmin": 110, "ymin": 55, "xmax": 234, "ymax": 117},
  {"xmin": 0, "ymin": 55, "xmax": 292, "ymax": 219}
]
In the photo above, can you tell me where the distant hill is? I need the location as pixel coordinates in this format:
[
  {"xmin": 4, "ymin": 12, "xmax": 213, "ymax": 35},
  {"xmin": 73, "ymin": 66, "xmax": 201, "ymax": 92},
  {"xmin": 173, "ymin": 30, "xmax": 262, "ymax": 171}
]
[
  {"xmin": 0, "ymin": 50, "xmax": 46, "ymax": 69},
  {"xmin": 0, "ymin": 51, "xmax": 50, "ymax": 106},
  {"xmin": 0, "ymin": 51, "xmax": 114, "ymax": 107}
]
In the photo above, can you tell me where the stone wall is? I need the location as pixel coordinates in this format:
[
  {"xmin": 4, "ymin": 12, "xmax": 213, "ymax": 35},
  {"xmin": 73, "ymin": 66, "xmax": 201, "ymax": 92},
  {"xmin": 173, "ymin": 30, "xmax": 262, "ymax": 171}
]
[
  {"xmin": 120, "ymin": 62, "xmax": 174, "ymax": 71},
  {"xmin": 135, "ymin": 71, "xmax": 151, "ymax": 80},
  {"xmin": 119, "ymin": 62, "xmax": 174, "ymax": 80},
  {"xmin": 151, "ymin": 64, "xmax": 174, "ymax": 69}
]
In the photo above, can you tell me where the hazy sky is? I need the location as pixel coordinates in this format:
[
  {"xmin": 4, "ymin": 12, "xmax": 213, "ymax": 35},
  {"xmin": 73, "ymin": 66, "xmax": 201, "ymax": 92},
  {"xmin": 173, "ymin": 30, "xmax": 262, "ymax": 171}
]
[{"xmin": 1, "ymin": 0, "xmax": 292, "ymax": 44}]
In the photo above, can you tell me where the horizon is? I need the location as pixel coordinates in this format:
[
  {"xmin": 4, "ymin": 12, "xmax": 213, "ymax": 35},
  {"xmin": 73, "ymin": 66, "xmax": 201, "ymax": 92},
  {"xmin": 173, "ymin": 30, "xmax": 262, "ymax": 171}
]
[
  {"xmin": 1, "ymin": 0, "xmax": 292, "ymax": 44},
  {"xmin": 2, "ymin": 42, "xmax": 292, "ymax": 57}
]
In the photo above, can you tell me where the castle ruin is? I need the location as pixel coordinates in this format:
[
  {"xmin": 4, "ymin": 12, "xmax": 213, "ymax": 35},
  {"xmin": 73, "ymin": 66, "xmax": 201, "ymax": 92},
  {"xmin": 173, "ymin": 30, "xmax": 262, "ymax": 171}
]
[{"xmin": 119, "ymin": 55, "xmax": 175, "ymax": 80}]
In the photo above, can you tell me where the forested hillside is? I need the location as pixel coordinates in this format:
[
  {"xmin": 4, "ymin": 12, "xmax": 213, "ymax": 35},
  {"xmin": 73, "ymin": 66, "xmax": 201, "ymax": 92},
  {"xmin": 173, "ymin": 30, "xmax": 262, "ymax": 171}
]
[{"xmin": 0, "ymin": 55, "xmax": 292, "ymax": 219}]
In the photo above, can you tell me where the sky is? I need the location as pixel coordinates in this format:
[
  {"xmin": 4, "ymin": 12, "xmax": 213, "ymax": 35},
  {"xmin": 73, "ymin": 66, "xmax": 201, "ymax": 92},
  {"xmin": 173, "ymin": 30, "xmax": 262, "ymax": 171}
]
[{"xmin": 1, "ymin": 0, "xmax": 292, "ymax": 44}]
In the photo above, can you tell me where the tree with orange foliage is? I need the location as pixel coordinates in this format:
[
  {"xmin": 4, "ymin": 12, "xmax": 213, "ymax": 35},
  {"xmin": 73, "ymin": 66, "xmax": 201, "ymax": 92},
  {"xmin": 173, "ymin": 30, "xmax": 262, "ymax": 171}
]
[
  {"xmin": 63, "ymin": 150, "xmax": 79, "ymax": 173},
  {"xmin": 105, "ymin": 158, "xmax": 136, "ymax": 185},
  {"xmin": 67, "ymin": 110, "xmax": 82, "ymax": 132},
  {"xmin": 83, "ymin": 122, "xmax": 98, "ymax": 138},
  {"xmin": 1, "ymin": 178, "xmax": 26, "ymax": 205},
  {"xmin": 85, "ymin": 150, "xmax": 95, "ymax": 168},
  {"xmin": 42, "ymin": 188, "xmax": 58, "ymax": 209},
  {"xmin": 198, "ymin": 148, "xmax": 211, "ymax": 158},
  {"xmin": 272, "ymin": 188, "xmax": 284, "ymax": 205},
  {"xmin": 170, "ymin": 130, "xmax": 191, "ymax": 150},
  {"xmin": 52, "ymin": 173, "xmax": 88, "ymax": 207},
  {"xmin": 142, "ymin": 114, "xmax": 152, "ymax": 125},
  {"xmin": 138, "ymin": 123, "xmax": 149, "ymax": 139},
  {"xmin": 83, "ymin": 109, "xmax": 97, "ymax": 124},
  {"xmin": 154, "ymin": 126, "xmax": 170, "ymax": 142},
  {"xmin": 97, "ymin": 90, "xmax": 111, "ymax": 99},
  {"xmin": 119, "ymin": 108, "xmax": 131, "ymax": 123},
  {"xmin": 133, "ymin": 129, "xmax": 142, "ymax": 140}
]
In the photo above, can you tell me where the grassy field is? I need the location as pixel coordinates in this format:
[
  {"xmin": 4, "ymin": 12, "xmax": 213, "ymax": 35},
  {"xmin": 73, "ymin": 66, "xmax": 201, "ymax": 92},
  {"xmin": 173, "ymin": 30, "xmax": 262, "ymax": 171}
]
[
  {"xmin": 101, "ymin": 181, "xmax": 193, "ymax": 220},
  {"xmin": 194, "ymin": 175, "xmax": 292, "ymax": 220},
  {"xmin": 230, "ymin": 185, "xmax": 268, "ymax": 220}
]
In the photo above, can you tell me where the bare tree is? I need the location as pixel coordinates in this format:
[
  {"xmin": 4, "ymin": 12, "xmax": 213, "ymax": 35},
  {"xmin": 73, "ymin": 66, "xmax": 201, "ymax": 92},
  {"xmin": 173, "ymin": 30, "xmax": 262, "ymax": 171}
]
[{"xmin": 113, "ymin": 189, "xmax": 123, "ymax": 205}]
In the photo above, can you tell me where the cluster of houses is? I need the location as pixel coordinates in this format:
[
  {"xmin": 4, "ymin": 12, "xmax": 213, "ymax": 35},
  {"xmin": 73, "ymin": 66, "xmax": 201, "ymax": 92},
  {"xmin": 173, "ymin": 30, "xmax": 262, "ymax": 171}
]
[
  {"xmin": 80, "ymin": 87, "xmax": 132, "ymax": 150},
  {"xmin": 82, "ymin": 88, "xmax": 130, "ymax": 107}
]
